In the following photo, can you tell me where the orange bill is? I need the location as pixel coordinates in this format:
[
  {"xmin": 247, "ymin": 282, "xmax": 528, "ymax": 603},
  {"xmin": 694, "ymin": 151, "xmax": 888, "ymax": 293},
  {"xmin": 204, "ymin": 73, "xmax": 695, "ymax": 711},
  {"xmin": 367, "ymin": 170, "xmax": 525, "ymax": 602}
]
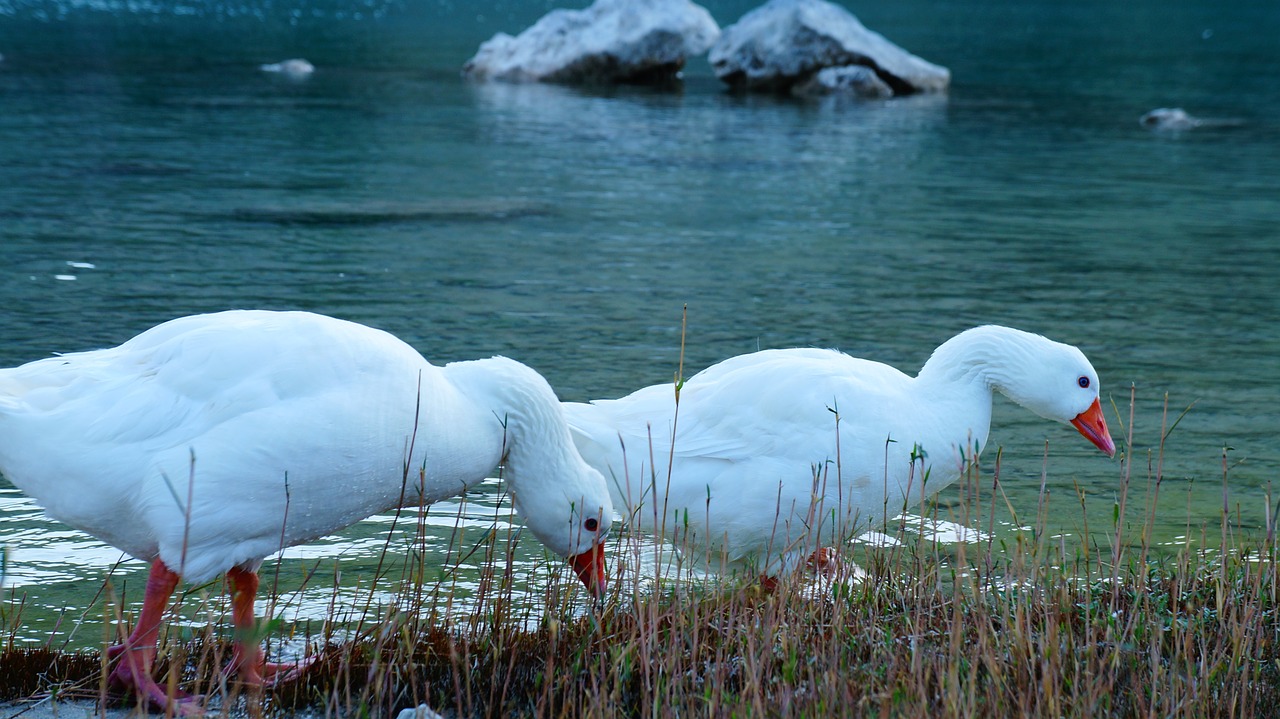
[
  {"xmin": 569, "ymin": 541, "xmax": 607, "ymax": 598},
  {"xmin": 1070, "ymin": 397, "xmax": 1116, "ymax": 458}
]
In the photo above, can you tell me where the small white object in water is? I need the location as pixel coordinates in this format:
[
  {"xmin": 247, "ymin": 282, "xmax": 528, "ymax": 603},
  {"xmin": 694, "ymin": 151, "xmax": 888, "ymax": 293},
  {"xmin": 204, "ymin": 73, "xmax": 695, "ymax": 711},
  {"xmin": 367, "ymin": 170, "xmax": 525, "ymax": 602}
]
[
  {"xmin": 259, "ymin": 58, "xmax": 315, "ymax": 77},
  {"xmin": 54, "ymin": 274, "xmax": 77, "ymax": 281},
  {"xmin": 66, "ymin": 261, "xmax": 96, "ymax": 270},
  {"xmin": 1140, "ymin": 107, "xmax": 1203, "ymax": 131},
  {"xmin": 854, "ymin": 530, "xmax": 903, "ymax": 548},
  {"xmin": 395, "ymin": 706, "xmax": 445, "ymax": 719}
]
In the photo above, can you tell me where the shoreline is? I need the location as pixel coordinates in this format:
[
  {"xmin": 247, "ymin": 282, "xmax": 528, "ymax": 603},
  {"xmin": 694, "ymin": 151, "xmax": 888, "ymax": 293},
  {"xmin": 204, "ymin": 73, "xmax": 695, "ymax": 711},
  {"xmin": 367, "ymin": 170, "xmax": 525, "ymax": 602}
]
[{"xmin": 2, "ymin": 697, "xmax": 177, "ymax": 719}]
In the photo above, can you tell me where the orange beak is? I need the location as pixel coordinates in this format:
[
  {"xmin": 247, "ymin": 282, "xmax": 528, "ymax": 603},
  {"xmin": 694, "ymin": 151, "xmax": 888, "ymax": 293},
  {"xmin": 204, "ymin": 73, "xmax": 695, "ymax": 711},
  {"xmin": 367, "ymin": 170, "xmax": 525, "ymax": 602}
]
[
  {"xmin": 568, "ymin": 541, "xmax": 607, "ymax": 599},
  {"xmin": 1070, "ymin": 397, "xmax": 1116, "ymax": 458}
]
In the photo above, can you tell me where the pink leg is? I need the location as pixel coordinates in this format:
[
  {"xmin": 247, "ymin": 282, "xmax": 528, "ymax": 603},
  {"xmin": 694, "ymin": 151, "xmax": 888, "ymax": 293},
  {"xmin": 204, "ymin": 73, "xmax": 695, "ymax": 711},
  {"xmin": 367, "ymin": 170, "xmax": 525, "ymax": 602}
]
[
  {"xmin": 226, "ymin": 568, "xmax": 312, "ymax": 686},
  {"xmin": 106, "ymin": 558, "xmax": 202, "ymax": 715}
]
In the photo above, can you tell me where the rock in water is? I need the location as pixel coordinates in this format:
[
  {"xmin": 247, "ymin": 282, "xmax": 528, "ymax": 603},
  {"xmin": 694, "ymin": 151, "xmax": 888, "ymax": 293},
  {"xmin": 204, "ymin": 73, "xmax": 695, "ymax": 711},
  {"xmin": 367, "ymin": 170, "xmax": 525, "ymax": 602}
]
[
  {"xmin": 260, "ymin": 58, "xmax": 315, "ymax": 77},
  {"xmin": 1139, "ymin": 107, "xmax": 1202, "ymax": 131},
  {"xmin": 709, "ymin": 0, "xmax": 949, "ymax": 96},
  {"xmin": 462, "ymin": 0, "xmax": 720, "ymax": 85},
  {"xmin": 395, "ymin": 706, "xmax": 445, "ymax": 719}
]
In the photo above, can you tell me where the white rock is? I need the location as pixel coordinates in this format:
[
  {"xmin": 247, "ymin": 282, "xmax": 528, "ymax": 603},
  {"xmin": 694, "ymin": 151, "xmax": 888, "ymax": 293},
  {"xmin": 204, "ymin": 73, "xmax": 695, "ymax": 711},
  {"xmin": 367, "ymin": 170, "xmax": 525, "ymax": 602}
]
[
  {"xmin": 1139, "ymin": 107, "xmax": 1202, "ymax": 131},
  {"xmin": 260, "ymin": 58, "xmax": 315, "ymax": 77},
  {"xmin": 395, "ymin": 706, "xmax": 445, "ymax": 719},
  {"xmin": 791, "ymin": 64, "xmax": 893, "ymax": 99},
  {"xmin": 709, "ymin": 0, "xmax": 949, "ymax": 95},
  {"xmin": 462, "ymin": 0, "xmax": 720, "ymax": 85}
]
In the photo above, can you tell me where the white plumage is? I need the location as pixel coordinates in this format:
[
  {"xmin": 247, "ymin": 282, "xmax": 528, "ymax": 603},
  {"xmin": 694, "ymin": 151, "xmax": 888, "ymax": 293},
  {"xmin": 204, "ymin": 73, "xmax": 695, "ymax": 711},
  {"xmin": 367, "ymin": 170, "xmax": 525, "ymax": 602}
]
[
  {"xmin": 0, "ymin": 309, "xmax": 612, "ymax": 713},
  {"xmin": 565, "ymin": 325, "xmax": 1114, "ymax": 579}
]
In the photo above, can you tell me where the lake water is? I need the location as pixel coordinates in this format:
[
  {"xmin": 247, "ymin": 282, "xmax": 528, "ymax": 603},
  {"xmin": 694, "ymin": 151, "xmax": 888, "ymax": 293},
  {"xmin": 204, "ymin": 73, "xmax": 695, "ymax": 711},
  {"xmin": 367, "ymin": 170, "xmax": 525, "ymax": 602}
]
[{"xmin": 0, "ymin": 0, "xmax": 1278, "ymax": 649}]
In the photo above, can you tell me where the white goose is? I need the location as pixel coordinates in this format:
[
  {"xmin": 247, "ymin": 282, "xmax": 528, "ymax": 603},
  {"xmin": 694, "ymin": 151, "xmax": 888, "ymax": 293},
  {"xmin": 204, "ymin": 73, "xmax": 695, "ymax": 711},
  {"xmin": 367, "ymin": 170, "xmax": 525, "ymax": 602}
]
[
  {"xmin": 0, "ymin": 310, "xmax": 612, "ymax": 714},
  {"xmin": 565, "ymin": 325, "xmax": 1114, "ymax": 580}
]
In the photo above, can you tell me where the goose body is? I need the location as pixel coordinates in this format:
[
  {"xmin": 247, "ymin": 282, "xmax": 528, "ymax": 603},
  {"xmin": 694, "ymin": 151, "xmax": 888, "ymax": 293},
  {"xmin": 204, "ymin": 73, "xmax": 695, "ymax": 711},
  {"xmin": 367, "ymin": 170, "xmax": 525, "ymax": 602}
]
[
  {"xmin": 565, "ymin": 325, "xmax": 1114, "ymax": 578},
  {"xmin": 0, "ymin": 310, "xmax": 612, "ymax": 712}
]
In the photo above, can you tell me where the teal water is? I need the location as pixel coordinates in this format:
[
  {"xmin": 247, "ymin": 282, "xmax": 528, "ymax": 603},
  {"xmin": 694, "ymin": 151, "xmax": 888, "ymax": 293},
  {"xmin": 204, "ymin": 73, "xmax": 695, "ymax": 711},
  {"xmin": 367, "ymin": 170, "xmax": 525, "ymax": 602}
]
[{"xmin": 0, "ymin": 0, "xmax": 1278, "ymax": 648}]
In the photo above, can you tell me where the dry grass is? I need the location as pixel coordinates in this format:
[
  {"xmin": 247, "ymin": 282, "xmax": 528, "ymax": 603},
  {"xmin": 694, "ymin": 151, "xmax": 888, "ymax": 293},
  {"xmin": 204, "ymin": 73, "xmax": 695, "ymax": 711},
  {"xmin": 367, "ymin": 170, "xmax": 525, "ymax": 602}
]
[{"xmin": 2, "ymin": 391, "xmax": 1278, "ymax": 718}]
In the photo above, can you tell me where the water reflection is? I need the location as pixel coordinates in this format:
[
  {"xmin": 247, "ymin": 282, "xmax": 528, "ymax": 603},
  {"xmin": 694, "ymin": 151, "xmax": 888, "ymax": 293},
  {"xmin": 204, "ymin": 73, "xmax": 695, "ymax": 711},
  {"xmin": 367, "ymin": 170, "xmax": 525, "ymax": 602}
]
[
  {"xmin": 0, "ymin": 479, "xmax": 576, "ymax": 647},
  {"xmin": 468, "ymin": 78, "xmax": 949, "ymax": 190}
]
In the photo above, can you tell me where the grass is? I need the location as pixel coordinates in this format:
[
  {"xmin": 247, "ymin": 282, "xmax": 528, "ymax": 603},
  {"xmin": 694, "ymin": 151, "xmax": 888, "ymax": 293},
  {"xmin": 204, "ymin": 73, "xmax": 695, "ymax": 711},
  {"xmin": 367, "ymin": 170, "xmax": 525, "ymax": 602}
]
[{"xmin": 1, "ymin": 392, "xmax": 1278, "ymax": 718}]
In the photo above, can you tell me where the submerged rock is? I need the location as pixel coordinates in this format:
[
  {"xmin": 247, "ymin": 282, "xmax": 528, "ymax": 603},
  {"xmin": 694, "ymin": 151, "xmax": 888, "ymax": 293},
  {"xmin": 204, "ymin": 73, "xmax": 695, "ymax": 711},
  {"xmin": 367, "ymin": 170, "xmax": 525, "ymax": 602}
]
[
  {"xmin": 230, "ymin": 198, "xmax": 549, "ymax": 226},
  {"xmin": 709, "ymin": 0, "xmax": 950, "ymax": 97},
  {"xmin": 462, "ymin": 0, "xmax": 720, "ymax": 85}
]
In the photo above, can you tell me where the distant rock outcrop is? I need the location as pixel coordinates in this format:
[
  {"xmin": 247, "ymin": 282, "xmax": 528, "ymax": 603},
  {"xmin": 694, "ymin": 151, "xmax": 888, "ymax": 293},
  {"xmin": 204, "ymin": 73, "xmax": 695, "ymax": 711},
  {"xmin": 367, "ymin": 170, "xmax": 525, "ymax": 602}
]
[
  {"xmin": 462, "ymin": 0, "xmax": 720, "ymax": 85},
  {"xmin": 709, "ymin": 0, "xmax": 950, "ymax": 98}
]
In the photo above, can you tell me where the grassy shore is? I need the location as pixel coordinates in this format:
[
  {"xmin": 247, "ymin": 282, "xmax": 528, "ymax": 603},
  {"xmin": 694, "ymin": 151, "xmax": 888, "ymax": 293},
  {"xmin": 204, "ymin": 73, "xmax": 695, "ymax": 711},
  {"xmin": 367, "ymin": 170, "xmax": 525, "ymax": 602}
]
[
  {"xmin": 2, "ymin": 401, "xmax": 1277, "ymax": 718},
  {"xmin": 4, "ymin": 531, "xmax": 1278, "ymax": 717},
  {"xmin": 5, "ymin": 512, "xmax": 1278, "ymax": 717}
]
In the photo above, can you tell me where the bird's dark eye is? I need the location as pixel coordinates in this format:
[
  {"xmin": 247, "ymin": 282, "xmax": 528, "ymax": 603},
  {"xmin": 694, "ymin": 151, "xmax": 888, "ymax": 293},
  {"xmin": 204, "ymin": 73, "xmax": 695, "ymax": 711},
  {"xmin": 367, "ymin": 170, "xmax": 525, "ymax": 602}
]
[
  {"xmin": 1078, "ymin": 376, "xmax": 1090, "ymax": 389},
  {"xmin": 584, "ymin": 517, "xmax": 599, "ymax": 532}
]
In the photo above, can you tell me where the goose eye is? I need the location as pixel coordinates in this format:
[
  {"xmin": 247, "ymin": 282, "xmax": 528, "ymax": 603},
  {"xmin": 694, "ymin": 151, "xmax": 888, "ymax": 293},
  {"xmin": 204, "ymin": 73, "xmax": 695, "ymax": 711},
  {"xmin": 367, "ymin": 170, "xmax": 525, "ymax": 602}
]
[
  {"xmin": 1078, "ymin": 376, "xmax": 1090, "ymax": 389},
  {"xmin": 584, "ymin": 517, "xmax": 599, "ymax": 532}
]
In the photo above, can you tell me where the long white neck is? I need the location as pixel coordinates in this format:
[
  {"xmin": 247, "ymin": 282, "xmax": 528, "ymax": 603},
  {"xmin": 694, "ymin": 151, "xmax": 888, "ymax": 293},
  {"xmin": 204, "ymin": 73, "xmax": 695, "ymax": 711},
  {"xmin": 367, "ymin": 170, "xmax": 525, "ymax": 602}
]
[
  {"xmin": 916, "ymin": 325, "xmax": 1045, "ymax": 403},
  {"xmin": 442, "ymin": 357, "xmax": 585, "ymax": 500},
  {"xmin": 443, "ymin": 356, "xmax": 609, "ymax": 560}
]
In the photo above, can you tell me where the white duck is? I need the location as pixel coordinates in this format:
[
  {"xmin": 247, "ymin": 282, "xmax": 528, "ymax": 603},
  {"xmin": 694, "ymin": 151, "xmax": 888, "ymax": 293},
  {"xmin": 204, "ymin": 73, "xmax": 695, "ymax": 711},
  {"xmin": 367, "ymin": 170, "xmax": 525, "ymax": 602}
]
[
  {"xmin": 564, "ymin": 325, "xmax": 1114, "ymax": 580},
  {"xmin": 0, "ymin": 310, "xmax": 612, "ymax": 714}
]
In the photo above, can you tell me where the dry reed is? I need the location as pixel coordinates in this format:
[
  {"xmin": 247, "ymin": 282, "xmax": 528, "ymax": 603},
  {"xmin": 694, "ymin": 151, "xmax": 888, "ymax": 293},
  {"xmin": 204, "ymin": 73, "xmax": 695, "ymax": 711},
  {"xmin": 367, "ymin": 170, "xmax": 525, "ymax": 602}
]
[{"xmin": 1, "ymin": 389, "xmax": 1277, "ymax": 719}]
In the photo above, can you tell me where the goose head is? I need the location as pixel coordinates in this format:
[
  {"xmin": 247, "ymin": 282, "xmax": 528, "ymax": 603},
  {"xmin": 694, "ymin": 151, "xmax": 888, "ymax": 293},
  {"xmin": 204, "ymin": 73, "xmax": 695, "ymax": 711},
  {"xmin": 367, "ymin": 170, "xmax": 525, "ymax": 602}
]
[
  {"xmin": 923, "ymin": 326, "xmax": 1116, "ymax": 458},
  {"xmin": 987, "ymin": 328, "xmax": 1117, "ymax": 457},
  {"xmin": 510, "ymin": 464, "xmax": 613, "ymax": 598},
  {"xmin": 454, "ymin": 356, "xmax": 615, "ymax": 598}
]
